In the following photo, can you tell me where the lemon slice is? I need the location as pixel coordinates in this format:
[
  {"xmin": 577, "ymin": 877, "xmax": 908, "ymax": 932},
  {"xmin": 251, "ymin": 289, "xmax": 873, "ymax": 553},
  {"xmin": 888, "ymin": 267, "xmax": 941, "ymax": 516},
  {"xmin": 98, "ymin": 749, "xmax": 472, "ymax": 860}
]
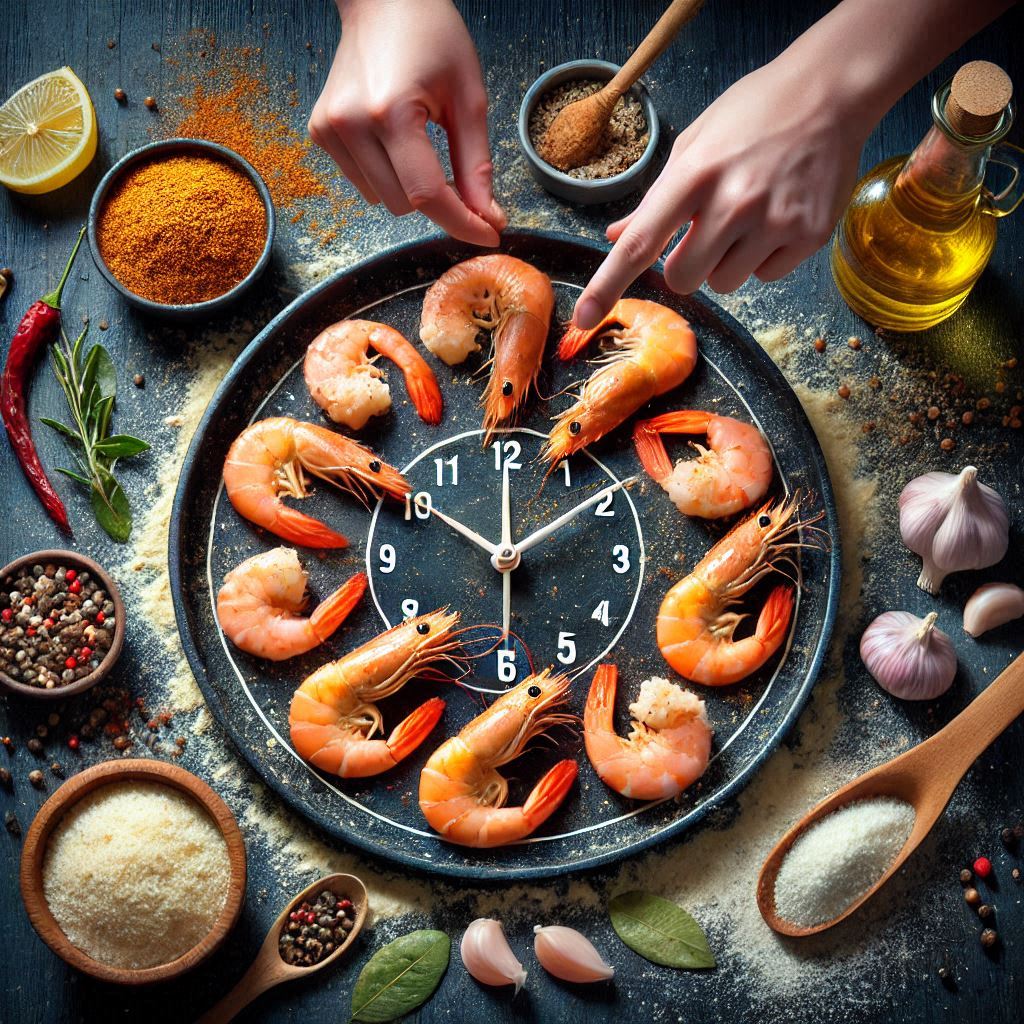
[{"xmin": 0, "ymin": 67, "xmax": 97, "ymax": 194}]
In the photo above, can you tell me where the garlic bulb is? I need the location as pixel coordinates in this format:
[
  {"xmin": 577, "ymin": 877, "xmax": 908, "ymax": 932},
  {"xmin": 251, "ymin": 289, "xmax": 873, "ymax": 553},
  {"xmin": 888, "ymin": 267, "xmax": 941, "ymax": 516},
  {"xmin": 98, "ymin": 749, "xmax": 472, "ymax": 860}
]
[
  {"xmin": 533, "ymin": 925, "xmax": 614, "ymax": 983},
  {"xmin": 963, "ymin": 583, "xmax": 1024, "ymax": 638},
  {"xmin": 460, "ymin": 918, "xmax": 527, "ymax": 993},
  {"xmin": 898, "ymin": 466, "xmax": 1008, "ymax": 595},
  {"xmin": 860, "ymin": 611, "xmax": 957, "ymax": 700}
]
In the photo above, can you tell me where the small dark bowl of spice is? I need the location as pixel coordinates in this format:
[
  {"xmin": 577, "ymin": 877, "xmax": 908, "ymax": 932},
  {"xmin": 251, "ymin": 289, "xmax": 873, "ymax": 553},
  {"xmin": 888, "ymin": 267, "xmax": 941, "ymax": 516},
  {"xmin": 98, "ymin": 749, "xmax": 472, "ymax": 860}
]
[
  {"xmin": 519, "ymin": 60, "xmax": 660, "ymax": 205},
  {"xmin": 87, "ymin": 138, "xmax": 275, "ymax": 320},
  {"xmin": 0, "ymin": 550, "xmax": 125, "ymax": 701}
]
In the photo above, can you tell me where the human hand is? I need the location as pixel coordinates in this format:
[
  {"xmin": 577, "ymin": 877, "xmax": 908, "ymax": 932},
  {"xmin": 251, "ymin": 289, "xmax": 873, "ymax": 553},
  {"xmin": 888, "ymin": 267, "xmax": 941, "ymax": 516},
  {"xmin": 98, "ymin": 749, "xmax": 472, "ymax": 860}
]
[
  {"xmin": 573, "ymin": 55, "xmax": 869, "ymax": 327},
  {"xmin": 309, "ymin": 0, "xmax": 506, "ymax": 246}
]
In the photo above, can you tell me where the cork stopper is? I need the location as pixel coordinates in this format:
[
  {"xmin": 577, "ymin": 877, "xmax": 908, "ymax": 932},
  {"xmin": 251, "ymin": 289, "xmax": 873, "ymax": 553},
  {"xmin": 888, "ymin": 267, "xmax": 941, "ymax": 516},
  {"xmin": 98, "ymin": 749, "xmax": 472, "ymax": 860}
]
[{"xmin": 945, "ymin": 61, "xmax": 1012, "ymax": 137}]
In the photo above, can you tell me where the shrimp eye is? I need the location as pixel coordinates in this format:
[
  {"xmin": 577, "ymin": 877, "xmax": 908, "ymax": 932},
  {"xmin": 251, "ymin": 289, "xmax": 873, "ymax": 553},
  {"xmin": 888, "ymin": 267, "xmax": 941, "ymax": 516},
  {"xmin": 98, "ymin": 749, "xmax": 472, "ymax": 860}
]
[
  {"xmin": 758, "ymin": 514, "xmax": 772, "ymax": 528},
  {"xmin": 416, "ymin": 622, "xmax": 430, "ymax": 635},
  {"xmin": 369, "ymin": 460, "xmax": 381, "ymax": 473},
  {"xmin": 569, "ymin": 421, "xmax": 582, "ymax": 435},
  {"xmin": 527, "ymin": 684, "xmax": 542, "ymax": 698},
  {"xmin": 502, "ymin": 380, "xmax": 514, "ymax": 396}
]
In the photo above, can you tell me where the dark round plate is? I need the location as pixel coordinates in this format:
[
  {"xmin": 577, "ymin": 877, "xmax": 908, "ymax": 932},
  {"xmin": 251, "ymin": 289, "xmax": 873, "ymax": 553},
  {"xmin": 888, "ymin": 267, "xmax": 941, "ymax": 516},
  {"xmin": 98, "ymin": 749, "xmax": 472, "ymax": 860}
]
[{"xmin": 170, "ymin": 229, "xmax": 840, "ymax": 880}]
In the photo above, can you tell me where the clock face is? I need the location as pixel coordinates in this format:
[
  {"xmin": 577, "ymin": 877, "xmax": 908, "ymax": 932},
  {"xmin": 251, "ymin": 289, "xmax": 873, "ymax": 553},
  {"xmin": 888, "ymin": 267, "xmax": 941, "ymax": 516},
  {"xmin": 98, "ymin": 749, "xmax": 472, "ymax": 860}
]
[
  {"xmin": 178, "ymin": 234, "xmax": 837, "ymax": 880},
  {"xmin": 366, "ymin": 427, "xmax": 644, "ymax": 692}
]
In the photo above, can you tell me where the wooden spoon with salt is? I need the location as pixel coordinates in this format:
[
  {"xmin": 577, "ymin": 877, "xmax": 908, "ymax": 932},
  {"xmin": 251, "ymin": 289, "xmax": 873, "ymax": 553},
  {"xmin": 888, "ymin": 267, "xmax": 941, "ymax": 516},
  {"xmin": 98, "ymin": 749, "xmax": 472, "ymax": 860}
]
[
  {"xmin": 197, "ymin": 873, "xmax": 368, "ymax": 1024},
  {"xmin": 538, "ymin": 0, "xmax": 705, "ymax": 171},
  {"xmin": 757, "ymin": 651, "xmax": 1024, "ymax": 937}
]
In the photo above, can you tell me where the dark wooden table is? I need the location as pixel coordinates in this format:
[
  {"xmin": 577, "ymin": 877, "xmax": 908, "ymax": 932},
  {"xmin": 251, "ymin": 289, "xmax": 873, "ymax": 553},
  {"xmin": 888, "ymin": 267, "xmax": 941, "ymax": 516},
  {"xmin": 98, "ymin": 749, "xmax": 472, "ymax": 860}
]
[{"xmin": 2, "ymin": 2, "xmax": 1022, "ymax": 1022}]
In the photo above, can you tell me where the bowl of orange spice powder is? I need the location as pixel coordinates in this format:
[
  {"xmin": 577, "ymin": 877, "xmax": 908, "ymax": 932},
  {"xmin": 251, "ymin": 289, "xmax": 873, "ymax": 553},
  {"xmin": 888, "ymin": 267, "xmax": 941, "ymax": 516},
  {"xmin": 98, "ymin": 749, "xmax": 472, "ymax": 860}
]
[{"xmin": 88, "ymin": 139, "xmax": 274, "ymax": 318}]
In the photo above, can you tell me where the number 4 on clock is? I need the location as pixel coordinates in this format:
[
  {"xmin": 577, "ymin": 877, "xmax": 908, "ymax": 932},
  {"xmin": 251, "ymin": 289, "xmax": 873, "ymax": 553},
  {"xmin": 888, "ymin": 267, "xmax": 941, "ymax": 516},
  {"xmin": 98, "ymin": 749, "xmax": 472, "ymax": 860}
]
[{"xmin": 591, "ymin": 600, "xmax": 610, "ymax": 627}]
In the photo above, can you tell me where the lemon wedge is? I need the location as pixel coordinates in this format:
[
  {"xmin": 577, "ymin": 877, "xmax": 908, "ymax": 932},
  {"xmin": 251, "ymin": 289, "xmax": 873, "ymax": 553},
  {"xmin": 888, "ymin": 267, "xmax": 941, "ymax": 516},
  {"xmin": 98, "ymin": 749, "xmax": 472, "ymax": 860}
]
[{"xmin": 0, "ymin": 67, "xmax": 98, "ymax": 194}]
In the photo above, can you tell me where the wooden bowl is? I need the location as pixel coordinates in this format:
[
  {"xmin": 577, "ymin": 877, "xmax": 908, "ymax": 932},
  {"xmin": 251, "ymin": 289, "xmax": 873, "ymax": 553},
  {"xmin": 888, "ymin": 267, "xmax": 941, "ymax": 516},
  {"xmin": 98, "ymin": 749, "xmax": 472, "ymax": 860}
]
[
  {"xmin": 0, "ymin": 549, "xmax": 126, "ymax": 700},
  {"xmin": 20, "ymin": 759, "xmax": 247, "ymax": 985}
]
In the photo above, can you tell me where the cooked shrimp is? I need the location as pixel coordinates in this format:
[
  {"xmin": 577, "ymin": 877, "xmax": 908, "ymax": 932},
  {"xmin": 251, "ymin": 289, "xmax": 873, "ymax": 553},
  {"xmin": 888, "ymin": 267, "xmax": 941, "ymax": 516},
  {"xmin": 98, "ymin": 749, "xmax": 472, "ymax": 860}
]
[
  {"xmin": 633, "ymin": 410, "xmax": 773, "ymax": 519},
  {"xmin": 304, "ymin": 319, "xmax": 443, "ymax": 430},
  {"xmin": 288, "ymin": 609, "xmax": 461, "ymax": 778},
  {"xmin": 216, "ymin": 548, "xmax": 367, "ymax": 662},
  {"xmin": 419, "ymin": 255, "xmax": 554, "ymax": 435},
  {"xmin": 223, "ymin": 417, "xmax": 408, "ymax": 548},
  {"xmin": 584, "ymin": 664, "xmax": 712, "ymax": 800},
  {"xmin": 658, "ymin": 493, "xmax": 823, "ymax": 686},
  {"xmin": 418, "ymin": 669, "xmax": 578, "ymax": 847},
  {"xmin": 542, "ymin": 299, "xmax": 698, "ymax": 464}
]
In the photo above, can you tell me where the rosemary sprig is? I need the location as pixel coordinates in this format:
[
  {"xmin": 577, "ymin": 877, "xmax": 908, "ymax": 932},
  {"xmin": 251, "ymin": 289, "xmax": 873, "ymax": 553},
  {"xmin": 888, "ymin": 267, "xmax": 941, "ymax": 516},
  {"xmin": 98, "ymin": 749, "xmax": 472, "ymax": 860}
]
[{"xmin": 41, "ymin": 327, "xmax": 149, "ymax": 542}]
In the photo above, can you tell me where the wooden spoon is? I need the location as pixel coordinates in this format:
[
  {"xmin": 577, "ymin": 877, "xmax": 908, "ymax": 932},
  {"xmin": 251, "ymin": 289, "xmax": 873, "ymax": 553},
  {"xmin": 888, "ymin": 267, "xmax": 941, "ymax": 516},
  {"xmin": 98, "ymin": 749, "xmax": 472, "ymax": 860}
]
[
  {"xmin": 538, "ymin": 0, "xmax": 705, "ymax": 171},
  {"xmin": 197, "ymin": 873, "xmax": 369, "ymax": 1023},
  {"xmin": 757, "ymin": 651, "xmax": 1024, "ymax": 937}
]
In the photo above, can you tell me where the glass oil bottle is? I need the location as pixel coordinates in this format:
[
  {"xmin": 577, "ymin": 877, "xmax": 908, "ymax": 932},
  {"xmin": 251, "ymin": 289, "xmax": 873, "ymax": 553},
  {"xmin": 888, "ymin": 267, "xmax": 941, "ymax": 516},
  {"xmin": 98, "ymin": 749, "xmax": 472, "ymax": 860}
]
[{"xmin": 832, "ymin": 61, "xmax": 1022, "ymax": 332}]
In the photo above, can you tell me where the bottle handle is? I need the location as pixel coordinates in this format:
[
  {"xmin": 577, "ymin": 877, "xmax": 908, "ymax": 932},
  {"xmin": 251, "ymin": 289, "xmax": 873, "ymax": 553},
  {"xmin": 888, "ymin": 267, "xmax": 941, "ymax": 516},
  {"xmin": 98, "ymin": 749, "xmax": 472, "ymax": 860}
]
[{"xmin": 983, "ymin": 141, "xmax": 1024, "ymax": 217}]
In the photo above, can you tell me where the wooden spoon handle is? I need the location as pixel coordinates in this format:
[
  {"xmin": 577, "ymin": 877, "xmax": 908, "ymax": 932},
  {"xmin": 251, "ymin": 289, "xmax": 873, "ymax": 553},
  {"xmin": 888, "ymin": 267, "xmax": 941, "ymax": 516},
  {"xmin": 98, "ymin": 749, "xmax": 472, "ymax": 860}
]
[
  {"xmin": 606, "ymin": 0, "xmax": 705, "ymax": 99},
  {"xmin": 916, "ymin": 651, "xmax": 1024, "ymax": 780},
  {"xmin": 196, "ymin": 961, "xmax": 284, "ymax": 1024}
]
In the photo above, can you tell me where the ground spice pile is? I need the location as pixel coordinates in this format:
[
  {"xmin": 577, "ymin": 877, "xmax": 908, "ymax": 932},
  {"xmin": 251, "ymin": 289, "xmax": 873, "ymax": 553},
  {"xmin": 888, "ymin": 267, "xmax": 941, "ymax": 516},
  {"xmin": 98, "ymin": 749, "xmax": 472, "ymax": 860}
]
[
  {"xmin": 529, "ymin": 80, "xmax": 649, "ymax": 179},
  {"xmin": 97, "ymin": 153, "xmax": 266, "ymax": 305}
]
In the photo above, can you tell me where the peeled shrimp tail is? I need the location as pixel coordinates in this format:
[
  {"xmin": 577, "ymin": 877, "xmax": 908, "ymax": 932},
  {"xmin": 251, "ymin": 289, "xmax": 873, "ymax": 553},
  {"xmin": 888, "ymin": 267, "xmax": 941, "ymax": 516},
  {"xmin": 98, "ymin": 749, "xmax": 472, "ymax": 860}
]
[
  {"xmin": 633, "ymin": 412, "xmax": 713, "ymax": 483},
  {"xmin": 420, "ymin": 758, "xmax": 578, "ymax": 848},
  {"xmin": 367, "ymin": 327, "xmax": 444, "ymax": 425},
  {"xmin": 291, "ymin": 694, "xmax": 446, "ymax": 778},
  {"xmin": 557, "ymin": 317, "xmax": 606, "ymax": 361},
  {"xmin": 308, "ymin": 571, "xmax": 369, "ymax": 643}
]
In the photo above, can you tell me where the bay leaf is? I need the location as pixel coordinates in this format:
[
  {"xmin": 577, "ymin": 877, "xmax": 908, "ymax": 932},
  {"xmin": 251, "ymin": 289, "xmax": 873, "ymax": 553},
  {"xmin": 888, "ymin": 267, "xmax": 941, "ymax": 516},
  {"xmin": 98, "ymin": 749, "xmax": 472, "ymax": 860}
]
[
  {"xmin": 608, "ymin": 891, "xmax": 715, "ymax": 969},
  {"xmin": 349, "ymin": 929, "xmax": 450, "ymax": 1023}
]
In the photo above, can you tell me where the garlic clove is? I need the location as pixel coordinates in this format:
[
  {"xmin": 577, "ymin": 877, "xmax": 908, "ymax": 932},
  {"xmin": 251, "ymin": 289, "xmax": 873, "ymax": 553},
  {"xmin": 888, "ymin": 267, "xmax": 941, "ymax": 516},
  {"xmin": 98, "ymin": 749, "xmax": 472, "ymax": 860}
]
[
  {"xmin": 461, "ymin": 918, "xmax": 527, "ymax": 993},
  {"xmin": 860, "ymin": 610, "xmax": 958, "ymax": 701},
  {"xmin": 533, "ymin": 925, "xmax": 614, "ymax": 983},
  {"xmin": 963, "ymin": 583, "xmax": 1024, "ymax": 638},
  {"xmin": 899, "ymin": 467, "xmax": 1008, "ymax": 595}
]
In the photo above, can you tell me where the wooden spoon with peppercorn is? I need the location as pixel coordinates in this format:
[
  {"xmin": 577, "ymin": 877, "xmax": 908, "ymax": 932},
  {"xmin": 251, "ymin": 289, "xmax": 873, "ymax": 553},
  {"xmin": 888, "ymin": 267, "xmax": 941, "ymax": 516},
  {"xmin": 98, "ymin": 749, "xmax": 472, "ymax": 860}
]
[
  {"xmin": 757, "ymin": 651, "xmax": 1024, "ymax": 937},
  {"xmin": 197, "ymin": 873, "xmax": 368, "ymax": 1024}
]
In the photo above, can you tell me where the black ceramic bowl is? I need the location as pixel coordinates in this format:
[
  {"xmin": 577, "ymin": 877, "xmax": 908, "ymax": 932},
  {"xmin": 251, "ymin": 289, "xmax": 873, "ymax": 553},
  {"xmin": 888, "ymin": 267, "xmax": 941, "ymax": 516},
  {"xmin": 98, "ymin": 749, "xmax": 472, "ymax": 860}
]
[
  {"xmin": 87, "ymin": 138, "xmax": 275, "ymax": 320},
  {"xmin": 518, "ymin": 59, "xmax": 660, "ymax": 205}
]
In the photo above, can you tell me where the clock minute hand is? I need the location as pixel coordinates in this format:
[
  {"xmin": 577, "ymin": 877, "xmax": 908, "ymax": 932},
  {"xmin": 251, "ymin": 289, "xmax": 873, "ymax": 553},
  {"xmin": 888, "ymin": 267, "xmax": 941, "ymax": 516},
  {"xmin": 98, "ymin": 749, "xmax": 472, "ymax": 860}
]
[
  {"xmin": 413, "ymin": 493, "xmax": 498, "ymax": 557},
  {"xmin": 516, "ymin": 476, "xmax": 639, "ymax": 556}
]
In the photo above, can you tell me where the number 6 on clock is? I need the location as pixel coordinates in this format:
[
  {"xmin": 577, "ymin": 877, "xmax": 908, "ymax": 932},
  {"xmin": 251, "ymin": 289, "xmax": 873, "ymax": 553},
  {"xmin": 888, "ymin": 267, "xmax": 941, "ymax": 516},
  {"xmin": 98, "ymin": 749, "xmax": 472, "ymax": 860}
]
[{"xmin": 497, "ymin": 648, "xmax": 517, "ymax": 683}]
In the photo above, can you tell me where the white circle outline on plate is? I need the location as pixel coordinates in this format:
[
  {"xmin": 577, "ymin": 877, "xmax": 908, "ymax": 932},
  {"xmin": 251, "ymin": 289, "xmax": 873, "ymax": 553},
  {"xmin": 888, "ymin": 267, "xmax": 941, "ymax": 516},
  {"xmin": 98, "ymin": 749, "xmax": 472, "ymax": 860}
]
[
  {"xmin": 203, "ymin": 277, "xmax": 803, "ymax": 846},
  {"xmin": 364, "ymin": 426, "xmax": 645, "ymax": 695}
]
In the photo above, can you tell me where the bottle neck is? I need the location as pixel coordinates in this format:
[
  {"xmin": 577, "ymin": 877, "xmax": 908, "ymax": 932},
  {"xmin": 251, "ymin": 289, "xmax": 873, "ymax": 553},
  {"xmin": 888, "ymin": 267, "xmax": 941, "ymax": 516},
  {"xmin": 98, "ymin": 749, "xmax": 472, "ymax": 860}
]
[{"xmin": 893, "ymin": 125, "xmax": 990, "ymax": 226}]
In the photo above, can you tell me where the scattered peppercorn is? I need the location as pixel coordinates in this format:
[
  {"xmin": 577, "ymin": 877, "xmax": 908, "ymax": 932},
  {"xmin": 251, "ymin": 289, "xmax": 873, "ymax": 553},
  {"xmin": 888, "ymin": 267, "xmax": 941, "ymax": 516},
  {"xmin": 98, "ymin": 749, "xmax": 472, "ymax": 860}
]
[
  {"xmin": 940, "ymin": 438, "xmax": 955, "ymax": 452},
  {"xmin": 114, "ymin": 88, "xmax": 126, "ymax": 102},
  {"xmin": 98, "ymin": 320, "xmax": 109, "ymax": 331},
  {"xmin": 838, "ymin": 384, "xmax": 851, "ymax": 400},
  {"xmin": 813, "ymin": 337, "xmax": 826, "ymax": 353},
  {"xmin": 133, "ymin": 373, "xmax": 145, "ymax": 388},
  {"xmin": 927, "ymin": 406, "xmax": 940, "ymax": 420},
  {"xmin": 2, "ymin": 737, "xmax": 13, "ymax": 751},
  {"xmin": 847, "ymin": 336, "xmax": 862, "ymax": 350},
  {"xmin": 980, "ymin": 928, "xmax": 998, "ymax": 949},
  {"xmin": 50, "ymin": 761, "xmax": 64, "ymax": 778},
  {"xmin": 978, "ymin": 904, "xmax": 993, "ymax": 920},
  {"xmin": 67, "ymin": 735, "xmax": 79, "ymax": 751},
  {"xmin": 279, "ymin": 888, "xmax": 356, "ymax": 967},
  {"xmin": 937, "ymin": 965, "xmax": 950, "ymax": 981},
  {"xmin": 0, "ymin": 766, "xmax": 11, "ymax": 790},
  {"xmin": 5, "ymin": 810, "xmax": 21, "ymax": 837},
  {"xmin": 973, "ymin": 856, "xmax": 992, "ymax": 879},
  {"xmin": 964, "ymin": 887, "xmax": 981, "ymax": 906},
  {"xmin": 28, "ymin": 769, "xmax": 44, "ymax": 789},
  {"xmin": 977, "ymin": 397, "xmax": 991, "ymax": 410},
  {"xmin": 144, "ymin": 96, "xmax": 157, "ymax": 109},
  {"xmin": 26, "ymin": 738, "xmax": 44, "ymax": 757},
  {"xmin": 1012, "ymin": 868, "xmax": 1021, "ymax": 881},
  {"xmin": 959, "ymin": 868, "xmax": 973, "ymax": 884},
  {"xmin": 1001, "ymin": 827, "xmax": 1015, "ymax": 846},
  {"xmin": 113, "ymin": 735, "xmax": 132, "ymax": 752},
  {"xmin": 0, "ymin": 267, "xmax": 12, "ymax": 284},
  {"xmin": 106, "ymin": 38, "xmax": 115, "ymax": 49},
  {"xmin": 961, "ymin": 410, "xmax": 974, "ymax": 426},
  {"xmin": 151, "ymin": 41, "xmax": 161, "ymax": 51}
]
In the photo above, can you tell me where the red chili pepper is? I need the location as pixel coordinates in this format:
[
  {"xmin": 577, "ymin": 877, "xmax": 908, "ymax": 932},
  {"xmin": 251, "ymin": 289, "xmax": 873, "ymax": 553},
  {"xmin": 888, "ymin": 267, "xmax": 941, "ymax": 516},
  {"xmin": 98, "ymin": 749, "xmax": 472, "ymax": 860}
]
[{"xmin": 0, "ymin": 228, "xmax": 86, "ymax": 532}]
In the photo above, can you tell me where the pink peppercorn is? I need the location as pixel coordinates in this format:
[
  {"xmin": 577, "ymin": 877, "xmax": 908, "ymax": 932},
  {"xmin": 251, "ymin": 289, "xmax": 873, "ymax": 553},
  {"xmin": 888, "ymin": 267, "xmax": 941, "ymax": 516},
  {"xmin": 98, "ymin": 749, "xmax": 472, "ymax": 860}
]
[
  {"xmin": 68, "ymin": 579, "xmax": 82, "ymax": 595},
  {"xmin": 65, "ymin": 657, "xmax": 78, "ymax": 670},
  {"xmin": 65, "ymin": 569, "xmax": 77, "ymax": 582},
  {"xmin": 974, "ymin": 856, "xmax": 992, "ymax": 879},
  {"xmin": 80, "ymin": 646, "xmax": 93, "ymax": 660},
  {"xmin": 67, "ymin": 735, "xmax": 79, "ymax": 751},
  {"xmin": 1, "ymin": 609, "xmax": 11, "ymax": 622},
  {"xmin": 96, "ymin": 611, "xmax": 106, "ymax": 624}
]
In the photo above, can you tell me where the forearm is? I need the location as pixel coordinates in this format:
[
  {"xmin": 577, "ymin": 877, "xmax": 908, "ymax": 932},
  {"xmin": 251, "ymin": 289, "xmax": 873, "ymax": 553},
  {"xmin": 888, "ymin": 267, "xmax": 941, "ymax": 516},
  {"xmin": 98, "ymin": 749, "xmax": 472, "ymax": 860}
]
[{"xmin": 777, "ymin": 0, "xmax": 1014, "ymax": 132}]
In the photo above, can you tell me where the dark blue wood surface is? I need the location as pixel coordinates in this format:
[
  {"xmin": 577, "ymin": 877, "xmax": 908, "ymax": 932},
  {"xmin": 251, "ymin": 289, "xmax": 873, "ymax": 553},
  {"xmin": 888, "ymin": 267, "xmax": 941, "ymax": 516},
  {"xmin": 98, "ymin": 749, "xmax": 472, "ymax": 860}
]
[{"xmin": 2, "ymin": 2, "xmax": 1022, "ymax": 1022}]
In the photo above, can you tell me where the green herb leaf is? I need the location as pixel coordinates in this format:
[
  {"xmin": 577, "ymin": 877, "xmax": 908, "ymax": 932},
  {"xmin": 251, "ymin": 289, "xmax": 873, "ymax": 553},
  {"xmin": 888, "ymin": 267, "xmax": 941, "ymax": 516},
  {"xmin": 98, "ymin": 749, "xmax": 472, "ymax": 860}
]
[
  {"xmin": 93, "ymin": 434, "xmax": 150, "ymax": 458},
  {"xmin": 55, "ymin": 467, "xmax": 93, "ymax": 487},
  {"xmin": 81, "ymin": 344, "xmax": 116, "ymax": 405},
  {"xmin": 91, "ymin": 468, "xmax": 132, "ymax": 543},
  {"xmin": 349, "ymin": 930, "xmax": 450, "ymax": 1023},
  {"xmin": 608, "ymin": 891, "xmax": 715, "ymax": 969},
  {"xmin": 39, "ymin": 417, "xmax": 80, "ymax": 441}
]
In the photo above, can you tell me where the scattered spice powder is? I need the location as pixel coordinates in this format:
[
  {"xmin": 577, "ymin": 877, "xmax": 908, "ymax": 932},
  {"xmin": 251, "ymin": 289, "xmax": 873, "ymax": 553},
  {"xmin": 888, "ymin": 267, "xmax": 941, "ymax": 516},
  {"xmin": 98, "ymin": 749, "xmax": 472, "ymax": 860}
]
[
  {"xmin": 96, "ymin": 154, "xmax": 266, "ymax": 305},
  {"xmin": 528, "ymin": 80, "xmax": 649, "ymax": 179}
]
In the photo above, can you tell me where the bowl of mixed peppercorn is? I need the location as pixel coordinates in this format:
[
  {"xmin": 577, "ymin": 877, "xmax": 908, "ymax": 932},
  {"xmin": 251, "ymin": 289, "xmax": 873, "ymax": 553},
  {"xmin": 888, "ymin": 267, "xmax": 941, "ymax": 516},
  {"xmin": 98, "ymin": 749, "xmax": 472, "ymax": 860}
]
[{"xmin": 0, "ymin": 550, "xmax": 124, "ymax": 700}]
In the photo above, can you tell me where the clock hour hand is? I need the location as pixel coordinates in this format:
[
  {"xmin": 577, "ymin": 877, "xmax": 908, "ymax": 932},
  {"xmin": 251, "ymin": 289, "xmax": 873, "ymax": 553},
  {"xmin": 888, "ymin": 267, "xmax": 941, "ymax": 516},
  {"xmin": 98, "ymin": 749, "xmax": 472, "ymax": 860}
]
[
  {"xmin": 516, "ymin": 476, "xmax": 638, "ymax": 556},
  {"xmin": 500, "ymin": 462, "xmax": 512, "ymax": 637},
  {"xmin": 412, "ymin": 493, "xmax": 499, "ymax": 557}
]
